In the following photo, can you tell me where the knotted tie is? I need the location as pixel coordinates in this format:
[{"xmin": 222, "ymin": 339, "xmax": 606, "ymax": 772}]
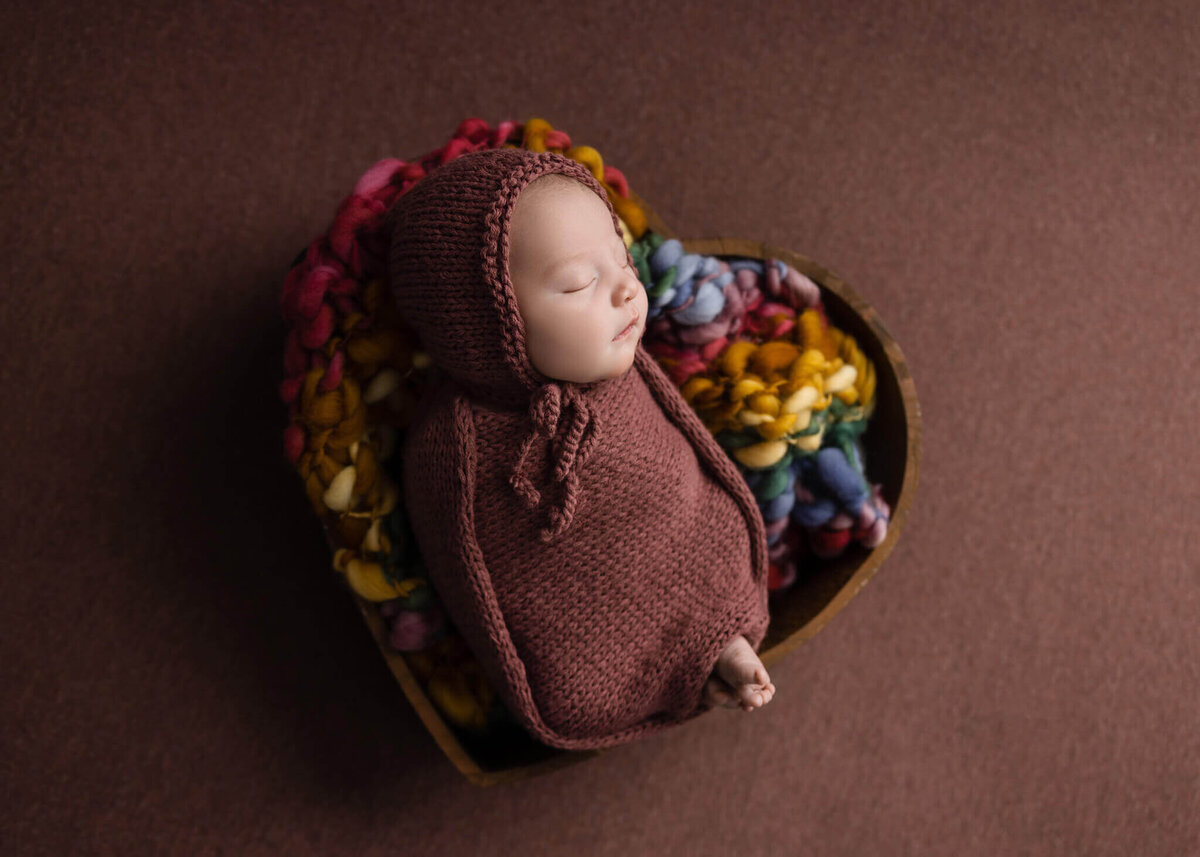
[{"xmin": 508, "ymin": 383, "xmax": 602, "ymax": 542}]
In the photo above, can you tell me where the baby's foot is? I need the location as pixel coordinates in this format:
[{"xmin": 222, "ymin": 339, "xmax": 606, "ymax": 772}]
[{"xmin": 709, "ymin": 635, "xmax": 775, "ymax": 712}]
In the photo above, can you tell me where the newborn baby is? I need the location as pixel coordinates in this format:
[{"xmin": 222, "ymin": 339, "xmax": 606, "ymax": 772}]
[{"xmin": 390, "ymin": 148, "xmax": 774, "ymax": 750}]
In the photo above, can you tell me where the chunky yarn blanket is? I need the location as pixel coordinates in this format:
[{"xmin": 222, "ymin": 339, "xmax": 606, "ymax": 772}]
[{"xmin": 279, "ymin": 118, "xmax": 888, "ymax": 739}]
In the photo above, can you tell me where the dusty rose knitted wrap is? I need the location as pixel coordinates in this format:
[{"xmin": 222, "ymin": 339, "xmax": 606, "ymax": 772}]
[{"xmin": 390, "ymin": 149, "xmax": 770, "ymax": 750}]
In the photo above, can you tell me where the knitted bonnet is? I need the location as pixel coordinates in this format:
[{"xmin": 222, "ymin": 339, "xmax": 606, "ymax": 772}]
[{"xmin": 390, "ymin": 149, "xmax": 771, "ymax": 749}]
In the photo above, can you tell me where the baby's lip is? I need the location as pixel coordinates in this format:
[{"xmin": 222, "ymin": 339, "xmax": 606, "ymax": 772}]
[{"xmin": 614, "ymin": 313, "xmax": 639, "ymax": 341}]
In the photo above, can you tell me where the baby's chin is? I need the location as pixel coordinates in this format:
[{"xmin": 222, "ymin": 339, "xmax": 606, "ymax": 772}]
[
  {"xmin": 605, "ymin": 348, "xmax": 638, "ymax": 379},
  {"xmin": 570, "ymin": 361, "xmax": 635, "ymax": 386},
  {"xmin": 533, "ymin": 344, "xmax": 639, "ymax": 385}
]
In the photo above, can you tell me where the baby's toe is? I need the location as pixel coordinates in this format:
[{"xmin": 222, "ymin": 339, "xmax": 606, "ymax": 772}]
[{"xmin": 738, "ymin": 686, "xmax": 765, "ymax": 709}]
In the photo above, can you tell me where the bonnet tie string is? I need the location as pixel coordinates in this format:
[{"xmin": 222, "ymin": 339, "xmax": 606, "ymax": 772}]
[{"xmin": 509, "ymin": 383, "xmax": 601, "ymax": 541}]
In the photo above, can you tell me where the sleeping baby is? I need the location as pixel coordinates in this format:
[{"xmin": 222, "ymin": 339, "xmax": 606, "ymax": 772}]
[{"xmin": 389, "ymin": 148, "xmax": 775, "ymax": 750}]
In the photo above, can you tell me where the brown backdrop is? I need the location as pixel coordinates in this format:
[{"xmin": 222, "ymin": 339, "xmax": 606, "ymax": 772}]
[{"xmin": 3, "ymin": 1, "xmax": 1197, "ymax": 854}]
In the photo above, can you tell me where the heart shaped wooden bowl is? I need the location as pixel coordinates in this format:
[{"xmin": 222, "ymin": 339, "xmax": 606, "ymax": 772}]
[{"xmin": 280, "ymin": 121, "xmax": 921, "ymax": 786}]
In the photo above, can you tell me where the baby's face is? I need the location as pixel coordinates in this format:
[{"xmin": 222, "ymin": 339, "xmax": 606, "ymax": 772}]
[{"xmin": 508, "ymin": 176, "xmax": 647, "ymax": 384}]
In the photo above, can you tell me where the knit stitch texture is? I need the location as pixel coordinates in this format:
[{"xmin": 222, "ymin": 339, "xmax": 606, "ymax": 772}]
[{"xmin": 390, "ymin": 149, "xmax": 770, "ymax": 749}]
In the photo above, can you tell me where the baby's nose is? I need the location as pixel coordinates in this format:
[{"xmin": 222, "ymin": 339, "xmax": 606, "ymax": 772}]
[{"xmin": 614, "ymin": 272, "xmax": 638, "ymax": 304}]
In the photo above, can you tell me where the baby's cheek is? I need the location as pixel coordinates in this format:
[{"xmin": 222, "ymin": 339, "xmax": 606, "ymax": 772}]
[
  {"xmin": 527, "ymin": 306, "xmax": 572, "ymax": 349},
  {"xmin": 564, "ymin": 311, "xmax": 602, "ymax": 343}
]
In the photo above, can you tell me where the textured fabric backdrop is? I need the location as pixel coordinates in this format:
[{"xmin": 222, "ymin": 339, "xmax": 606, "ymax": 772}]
[{"xmin": 3, "ymin": 1, "xmax": 1197, "ymax": 854}]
